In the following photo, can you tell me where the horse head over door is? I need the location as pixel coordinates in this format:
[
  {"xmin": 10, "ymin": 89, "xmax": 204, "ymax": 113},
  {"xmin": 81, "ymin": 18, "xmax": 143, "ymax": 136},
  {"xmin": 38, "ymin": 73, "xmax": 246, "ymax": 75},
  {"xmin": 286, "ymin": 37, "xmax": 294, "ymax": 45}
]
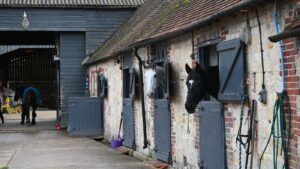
[
  {"xmin": 153, "ymin": 41, "xmax": 171, "ymax": 164},
  {"xmin": 122, "ymin": 52, "xmax": 136, "ymax": 149},
  {"xmin": 198, "ymin": 39, "xmax": 245, "ymax": 169}
]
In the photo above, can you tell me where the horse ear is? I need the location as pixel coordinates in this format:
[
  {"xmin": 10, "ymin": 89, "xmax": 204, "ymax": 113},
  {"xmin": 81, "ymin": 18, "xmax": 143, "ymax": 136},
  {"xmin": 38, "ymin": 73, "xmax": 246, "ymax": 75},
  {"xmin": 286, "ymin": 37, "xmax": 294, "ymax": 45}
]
[
  {"xmin": 195, "ymin": 62, "xmax": 202, "ymax": 73},
  {"xmin": 185, "ymin": 63, "xmax": 192, "ymax": 74}
]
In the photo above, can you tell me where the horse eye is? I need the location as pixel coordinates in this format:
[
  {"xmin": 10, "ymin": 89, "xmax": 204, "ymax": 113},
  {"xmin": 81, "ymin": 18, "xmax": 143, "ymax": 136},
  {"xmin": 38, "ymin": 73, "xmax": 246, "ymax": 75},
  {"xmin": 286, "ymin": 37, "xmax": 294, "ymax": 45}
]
[{"xmin": 154, "ymin": 75, "xmax": 157, "ymax": 78}]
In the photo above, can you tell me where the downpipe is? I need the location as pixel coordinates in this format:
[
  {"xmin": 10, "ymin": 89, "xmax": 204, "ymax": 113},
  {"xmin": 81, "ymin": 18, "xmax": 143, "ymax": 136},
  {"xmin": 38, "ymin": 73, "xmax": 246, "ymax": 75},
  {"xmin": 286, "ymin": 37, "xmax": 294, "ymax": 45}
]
[
  {"xmin": 134, "ymin": 47, "xmax": 148, "ymax": 149},
  {"xmin": 273, "ymin": 2, "xmax": 286, "ymax": 91}
]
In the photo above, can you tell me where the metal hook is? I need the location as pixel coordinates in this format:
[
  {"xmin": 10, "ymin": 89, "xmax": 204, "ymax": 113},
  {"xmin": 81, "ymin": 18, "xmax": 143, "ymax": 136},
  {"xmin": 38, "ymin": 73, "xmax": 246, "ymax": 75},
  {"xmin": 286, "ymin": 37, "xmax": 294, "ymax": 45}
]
[
  {"xmin": 187, "ymin": 114, "xmax": 190, "ymax": 134},
  {"xmin": 252, "ymin": 72, "xmax": 256, "ymax": 93}
]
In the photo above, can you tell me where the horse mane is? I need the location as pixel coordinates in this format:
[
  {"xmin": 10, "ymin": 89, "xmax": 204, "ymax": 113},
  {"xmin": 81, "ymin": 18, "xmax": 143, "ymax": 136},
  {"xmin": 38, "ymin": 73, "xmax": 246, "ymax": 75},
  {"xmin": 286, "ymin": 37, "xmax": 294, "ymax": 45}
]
[{"xmin": 156, "ymin": 66, "xmax": 166, "ymax": 87}]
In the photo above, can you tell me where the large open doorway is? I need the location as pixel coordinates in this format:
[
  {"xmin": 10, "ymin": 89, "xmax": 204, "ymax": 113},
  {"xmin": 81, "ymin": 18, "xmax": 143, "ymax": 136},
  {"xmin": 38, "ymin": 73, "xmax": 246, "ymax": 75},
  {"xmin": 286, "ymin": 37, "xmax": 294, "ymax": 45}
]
[{"xmin": 0, "ymin": 31, "xmax": 59, "ymax": 131}]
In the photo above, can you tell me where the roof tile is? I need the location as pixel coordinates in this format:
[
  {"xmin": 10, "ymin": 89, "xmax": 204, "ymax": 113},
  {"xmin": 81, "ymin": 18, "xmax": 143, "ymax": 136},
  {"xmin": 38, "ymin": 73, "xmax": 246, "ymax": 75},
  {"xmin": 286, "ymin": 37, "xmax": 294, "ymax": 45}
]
[{"xmin": 86, "ymin": 0, "xmax": 264, "ymax": 65}]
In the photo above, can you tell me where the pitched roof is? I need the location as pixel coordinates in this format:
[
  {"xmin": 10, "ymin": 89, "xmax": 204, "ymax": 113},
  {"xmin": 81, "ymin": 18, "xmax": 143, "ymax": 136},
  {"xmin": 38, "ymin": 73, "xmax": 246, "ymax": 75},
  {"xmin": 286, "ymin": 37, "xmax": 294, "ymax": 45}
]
[
  {"xmin": 85, "ymin": 0, "xmax": 264, "ymax": 65},
  {"xmin": 0, "ymin": 0, "xmax": 145, "ymax": 8}
]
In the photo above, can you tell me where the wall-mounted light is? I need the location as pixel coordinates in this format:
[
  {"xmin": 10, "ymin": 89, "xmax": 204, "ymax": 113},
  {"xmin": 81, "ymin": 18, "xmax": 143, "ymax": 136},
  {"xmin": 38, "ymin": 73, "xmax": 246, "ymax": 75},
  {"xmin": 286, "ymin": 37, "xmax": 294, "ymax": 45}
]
[
  {"xmin": 53, "ymin": 55, "xmax": 60, "ymax": 63},
  {"xmin": 22, "ymin": 12, "xmax": 29, "ymax": 30}
]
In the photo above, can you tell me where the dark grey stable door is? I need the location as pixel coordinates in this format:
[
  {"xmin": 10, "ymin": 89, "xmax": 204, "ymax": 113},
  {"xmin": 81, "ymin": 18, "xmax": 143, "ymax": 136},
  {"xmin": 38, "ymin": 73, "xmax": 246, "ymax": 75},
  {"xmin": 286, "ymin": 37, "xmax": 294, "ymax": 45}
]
[
  {"xmin": 154, "ymin": 99, "xmax": 171, "ymax": 163},
  {"xmin": 68, "ymin": 75, "xmax": 105, "ymax": 136},
  {"xmin": 198, "ymin": 101, "xmax": 226, "ymax": 169},
  {"xmin": 217, "ymin": 39, "xmax": 245, "ymax": 102},
  {"xmin": 68, "ymin": 97, "xmax": 104, "ymax": 136},
  {"xmin": 154, "ymin": 42, "xmax": 171, "ymax": 163},
  {"xmin": 122, "ymin": 66, "xmax": 136, "ymax": 149}
]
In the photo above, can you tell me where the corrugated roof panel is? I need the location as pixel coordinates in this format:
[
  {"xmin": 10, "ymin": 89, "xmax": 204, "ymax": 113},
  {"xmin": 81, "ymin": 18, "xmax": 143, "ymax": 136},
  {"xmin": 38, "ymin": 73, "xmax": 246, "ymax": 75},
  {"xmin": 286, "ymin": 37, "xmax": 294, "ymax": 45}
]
[{"xmin": 0, "ymin": 0, "xmax": 146, "ymax": 7}]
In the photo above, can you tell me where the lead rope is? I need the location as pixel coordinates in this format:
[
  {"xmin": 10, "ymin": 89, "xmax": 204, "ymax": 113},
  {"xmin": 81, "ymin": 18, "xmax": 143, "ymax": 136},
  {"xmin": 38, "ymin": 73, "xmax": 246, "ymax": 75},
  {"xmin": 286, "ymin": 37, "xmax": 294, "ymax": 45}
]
[
  {"xmin": 237, "ymin": 95, "xmax": 248, "ymax": 169},
  {"xmin": 259, "ymin": 93, "xmax": 291, "ymax": 169},
  {"xmin": 259, "ymin": 94, "xmax": 280, "ymax": 169}
]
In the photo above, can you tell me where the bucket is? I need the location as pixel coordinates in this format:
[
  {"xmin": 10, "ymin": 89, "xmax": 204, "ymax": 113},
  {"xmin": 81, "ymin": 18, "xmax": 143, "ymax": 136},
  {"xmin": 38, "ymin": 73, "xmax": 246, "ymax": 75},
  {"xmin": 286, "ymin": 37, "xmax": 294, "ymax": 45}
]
[
  {"xmin": 111, "ymin": 138, "xmax": 122, "ymax": 149},
  {"xmin": 55, "ymin": 124, "xmax": 61, "ymax": 131}
]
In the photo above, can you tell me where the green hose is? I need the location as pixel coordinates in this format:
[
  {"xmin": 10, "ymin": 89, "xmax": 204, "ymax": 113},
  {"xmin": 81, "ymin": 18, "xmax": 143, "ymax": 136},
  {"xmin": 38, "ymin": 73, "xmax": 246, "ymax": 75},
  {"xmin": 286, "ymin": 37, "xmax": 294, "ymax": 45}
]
[{"xmin": 259, "ymin": 93, "xmax": 290, "ymax": 169}]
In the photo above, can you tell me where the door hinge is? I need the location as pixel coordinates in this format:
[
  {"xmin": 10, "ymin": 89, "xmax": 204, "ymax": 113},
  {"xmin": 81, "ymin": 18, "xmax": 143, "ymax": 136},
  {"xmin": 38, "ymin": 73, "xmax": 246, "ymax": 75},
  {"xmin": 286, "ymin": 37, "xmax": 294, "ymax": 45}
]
[
  {"xmin": 199, "ymin": 160, "xmax": 207, "ymax": 169},
  {"xmin": 154, "ymin": 145, "xmax": 158, "ymax": 152}
]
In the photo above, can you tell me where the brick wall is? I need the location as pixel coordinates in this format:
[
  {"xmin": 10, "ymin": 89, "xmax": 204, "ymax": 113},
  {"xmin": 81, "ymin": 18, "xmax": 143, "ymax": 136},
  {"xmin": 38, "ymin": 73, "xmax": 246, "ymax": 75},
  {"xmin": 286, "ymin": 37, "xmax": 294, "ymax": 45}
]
[
  {"xmin": 281, "ymin": 1, "xmax": 300, "ymax": 168},
  {"xmin": 281, "ymin": 36, "xmax": 300, "ymax": 168},
  {"xmin": 191, "ymin": 2, "xmax": 296, "ymax": 169},
  {"xmin": 88, "ymin": 59, "xmax": 123, "ymax": 141},
  {"xmin": 167, "ymin": 39, "xmax": 176, "ymax": 162},
  {"xmin": 168, "ymin": 34, "xmax": 198, "ymax": 168},
  {"xmin": 86, "ymin": 1, "xmax": 300, "ymax": 168},
  {"xmin": 282, "ymin": 38, "xmax": 300, "ymax": 169}
]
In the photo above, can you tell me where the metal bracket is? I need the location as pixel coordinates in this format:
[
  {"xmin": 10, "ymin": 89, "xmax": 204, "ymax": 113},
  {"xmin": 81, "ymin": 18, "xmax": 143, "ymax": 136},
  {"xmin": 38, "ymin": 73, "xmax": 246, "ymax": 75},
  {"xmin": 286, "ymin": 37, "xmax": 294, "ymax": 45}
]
[{"xmin": 259, "ymin": 88, "xmax": 267, "ymax": 104}]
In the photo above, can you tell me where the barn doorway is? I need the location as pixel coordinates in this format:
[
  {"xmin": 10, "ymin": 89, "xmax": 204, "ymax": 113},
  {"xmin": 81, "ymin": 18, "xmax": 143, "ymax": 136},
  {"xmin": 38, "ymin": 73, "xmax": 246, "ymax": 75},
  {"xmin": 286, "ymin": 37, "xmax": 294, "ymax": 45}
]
[
  {"xmin": 197, "ymin": 42, "xmax": 225, "ymax": 169},
  {"xmin": 197, "ymin": 39, "xmax": 245, "ymax": 169},
  {"xmin": 122, "ymin": 52, "xmax": 136, "ymax": 149},
  {"xmin": 153, "ymin": 41, "xmax": 171, "ymax": 164},
  {"xmin": 0, "ymin": 31, "xmax": 59, "ymax": 131}
]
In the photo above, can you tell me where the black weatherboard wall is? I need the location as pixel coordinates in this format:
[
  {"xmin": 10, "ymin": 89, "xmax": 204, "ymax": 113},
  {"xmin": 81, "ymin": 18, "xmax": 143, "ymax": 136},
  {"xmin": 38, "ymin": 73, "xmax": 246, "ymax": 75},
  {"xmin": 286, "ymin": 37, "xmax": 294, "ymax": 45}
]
[
  {"xmin": 0, "ymin": 9, "xmax": 135, "ymax": 54},
  {"xmin": 60, "ymin": 32, "xmax": 86, "ymax": 127},
  {"xmin": 0, "ymin": 8, "xmax": 135, "ymax": 127}
]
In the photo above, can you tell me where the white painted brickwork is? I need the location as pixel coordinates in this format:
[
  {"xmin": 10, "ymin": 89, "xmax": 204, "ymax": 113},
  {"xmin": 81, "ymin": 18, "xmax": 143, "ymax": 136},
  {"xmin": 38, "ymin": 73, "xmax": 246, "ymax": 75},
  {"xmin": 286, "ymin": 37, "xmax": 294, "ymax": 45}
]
[{"xmin": 88, "ymin": 2, "xmax": 299, "ymax": 168}]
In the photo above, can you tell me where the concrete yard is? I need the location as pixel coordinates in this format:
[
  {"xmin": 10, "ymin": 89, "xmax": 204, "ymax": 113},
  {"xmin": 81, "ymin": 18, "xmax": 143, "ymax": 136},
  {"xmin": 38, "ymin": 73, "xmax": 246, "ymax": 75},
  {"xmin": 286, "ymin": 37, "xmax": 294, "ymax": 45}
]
[{"xmin": 0, "ymin": 111, "xmax": 151, "ymax": 169}]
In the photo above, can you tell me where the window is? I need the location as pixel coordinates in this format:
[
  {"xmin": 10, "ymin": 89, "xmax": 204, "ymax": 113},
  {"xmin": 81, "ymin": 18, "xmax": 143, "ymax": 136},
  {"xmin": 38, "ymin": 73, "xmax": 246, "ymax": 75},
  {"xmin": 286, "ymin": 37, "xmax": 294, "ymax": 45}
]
[
  {"xmin": 197, "ymin": 38, "xmax": 245, "ymax": 102},
  {"xmin": 198, "ymin": 44, "xmax": 219, "ymax": 100},
  {"xmin": 154, "ymin": 41, "xmax": 169, "ymax": 100},
  {"xmin": 122, "ymin": 52, "xmax": 135, "ymax": 99}
]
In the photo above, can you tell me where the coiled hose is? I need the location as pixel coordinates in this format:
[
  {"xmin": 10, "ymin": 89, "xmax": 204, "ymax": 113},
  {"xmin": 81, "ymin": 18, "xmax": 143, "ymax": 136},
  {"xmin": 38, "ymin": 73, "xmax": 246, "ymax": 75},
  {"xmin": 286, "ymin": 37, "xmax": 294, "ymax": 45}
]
[{"xmin": 259, "ymin": 92, "xmax": 291, "ymax": 169}]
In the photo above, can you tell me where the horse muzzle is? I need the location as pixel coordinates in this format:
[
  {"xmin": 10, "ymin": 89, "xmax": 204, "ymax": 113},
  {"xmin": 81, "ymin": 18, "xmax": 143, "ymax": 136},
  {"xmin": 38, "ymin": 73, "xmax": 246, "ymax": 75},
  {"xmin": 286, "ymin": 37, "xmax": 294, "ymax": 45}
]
[
  {"xmin": 185, "ymin": 102, "xmax": 196, "ymax": 114},
  {"xmin": 146, "ymin": 91, "xmax": 155, "ymax": 98}
]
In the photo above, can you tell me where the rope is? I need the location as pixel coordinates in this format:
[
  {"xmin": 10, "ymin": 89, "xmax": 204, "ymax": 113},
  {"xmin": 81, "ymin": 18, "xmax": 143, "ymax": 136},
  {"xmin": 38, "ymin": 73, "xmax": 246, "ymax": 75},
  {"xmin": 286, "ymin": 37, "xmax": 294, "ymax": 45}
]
[
  {"xmin": 259, "ymin": 92, "xmax": 291, "ymax": 169},
  {"xmin": 237, "ymin": 95, "xmax": 248, "ymax": 169}
]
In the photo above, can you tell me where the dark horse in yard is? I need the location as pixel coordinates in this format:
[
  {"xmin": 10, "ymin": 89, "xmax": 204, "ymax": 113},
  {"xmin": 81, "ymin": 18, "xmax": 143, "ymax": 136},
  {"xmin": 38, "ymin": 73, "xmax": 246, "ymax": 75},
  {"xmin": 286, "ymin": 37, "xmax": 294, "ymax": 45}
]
[
  {"xmin": 14, "ymin": 86, "xmax": 41, "ymax": 125},
  {"xmin": 185, "ymin": 62, "xmax": 219, "ymax": 114}
]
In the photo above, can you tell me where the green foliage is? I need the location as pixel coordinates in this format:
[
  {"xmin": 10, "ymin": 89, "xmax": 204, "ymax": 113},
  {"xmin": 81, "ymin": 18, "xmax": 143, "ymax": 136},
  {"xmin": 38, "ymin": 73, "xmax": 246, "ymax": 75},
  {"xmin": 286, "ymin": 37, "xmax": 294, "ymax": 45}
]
[{"xmin": 1, "ymin": 166, "xmax": 9, "ymax": 169}]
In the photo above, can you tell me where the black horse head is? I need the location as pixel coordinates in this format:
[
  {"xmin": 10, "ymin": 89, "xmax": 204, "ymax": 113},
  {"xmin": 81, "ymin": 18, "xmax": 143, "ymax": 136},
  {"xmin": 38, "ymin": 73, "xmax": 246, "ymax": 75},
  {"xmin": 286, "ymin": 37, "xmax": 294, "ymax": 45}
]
[{"xmin": 185, "ymin": 62, "xmax": 219, "ymax": 113}]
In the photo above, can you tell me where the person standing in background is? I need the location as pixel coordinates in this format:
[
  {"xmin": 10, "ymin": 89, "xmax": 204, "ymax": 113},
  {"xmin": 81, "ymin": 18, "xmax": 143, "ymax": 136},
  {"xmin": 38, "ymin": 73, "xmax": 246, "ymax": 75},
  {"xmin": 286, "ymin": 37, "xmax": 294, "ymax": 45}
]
[
  {"xmin": 0, "ymin": 71, "xmax": 5, "ymax": 124},
  {"xmin": 0, "ymin": 94, "xmax": 4, "ymax": 124},
  {"xmin": 0, "ymin": 71, "xmax": 4, "ymax": 92}
]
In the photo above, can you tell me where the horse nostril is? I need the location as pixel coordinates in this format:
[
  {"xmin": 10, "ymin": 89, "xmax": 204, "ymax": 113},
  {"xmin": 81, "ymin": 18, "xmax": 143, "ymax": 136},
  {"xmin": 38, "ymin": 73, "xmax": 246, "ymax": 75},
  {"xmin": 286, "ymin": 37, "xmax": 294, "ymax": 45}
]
[
  {"xmin": 147, "ymin": 92, "xmax": 154, "ymax": 97},
  {"xmin": 185, "ymin": 102, "xmax": 194, "ymax": 113}
]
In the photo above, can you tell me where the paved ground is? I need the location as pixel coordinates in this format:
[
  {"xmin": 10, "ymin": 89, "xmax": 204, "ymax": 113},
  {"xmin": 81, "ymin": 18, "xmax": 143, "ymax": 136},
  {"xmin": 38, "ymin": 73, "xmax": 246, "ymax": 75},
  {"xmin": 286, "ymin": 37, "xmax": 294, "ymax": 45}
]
[
  {"xmin": 0, "ymin": 111, "xmax": 151, "ymax": 169},
  {"xmin": 0, "ymin": 111, "xmax": 57, "ymax": 132}
]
